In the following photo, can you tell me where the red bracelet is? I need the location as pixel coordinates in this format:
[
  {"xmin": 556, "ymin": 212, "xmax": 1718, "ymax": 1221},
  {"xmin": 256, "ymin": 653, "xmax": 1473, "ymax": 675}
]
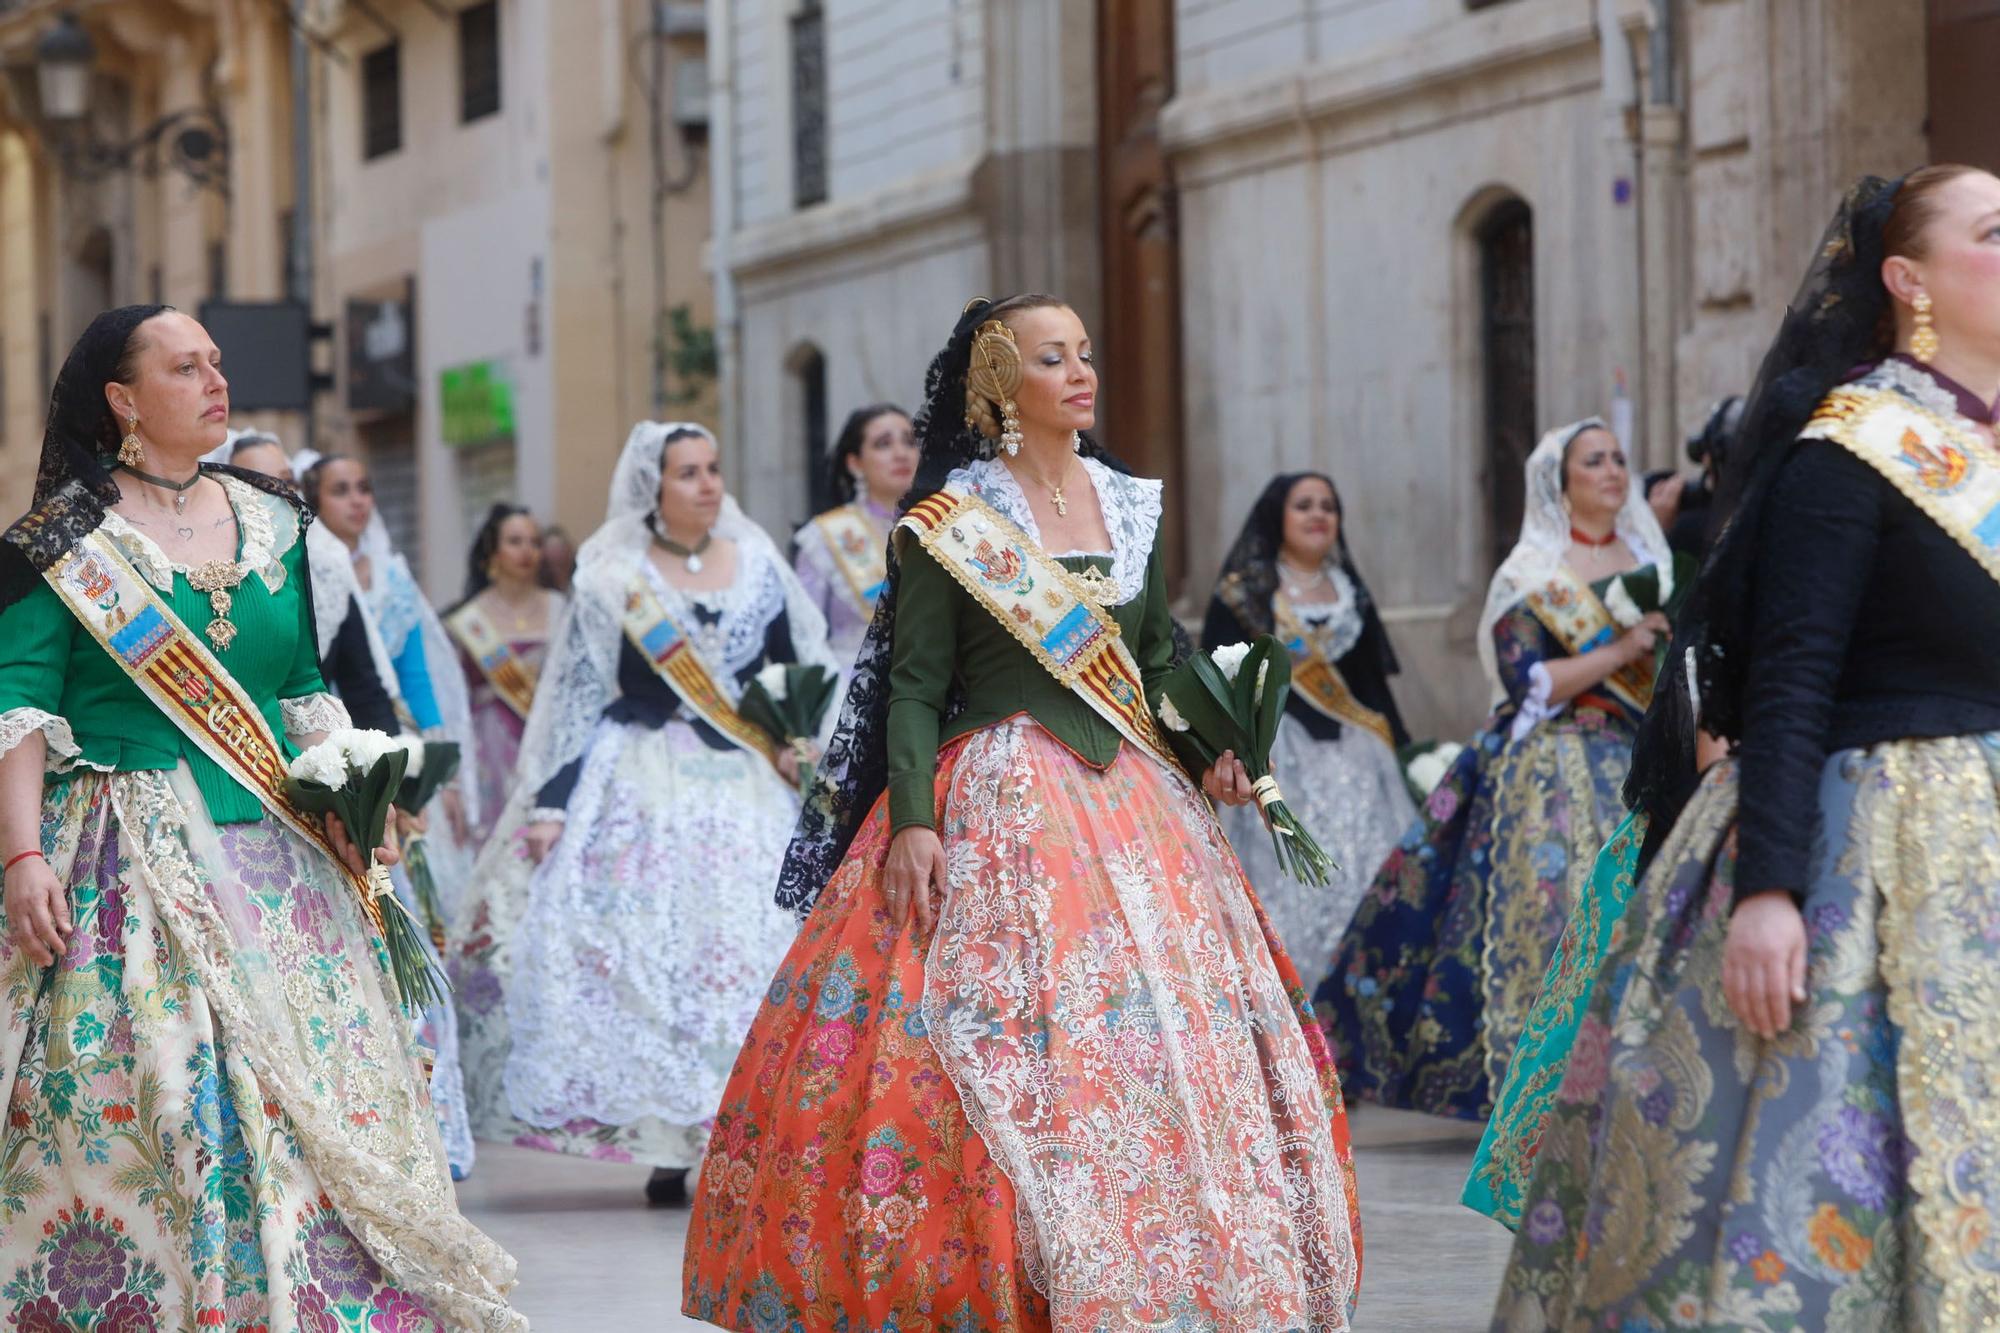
[{"xmin": 4, "ymin": 850, "xmax": 44, "ymax": 873}]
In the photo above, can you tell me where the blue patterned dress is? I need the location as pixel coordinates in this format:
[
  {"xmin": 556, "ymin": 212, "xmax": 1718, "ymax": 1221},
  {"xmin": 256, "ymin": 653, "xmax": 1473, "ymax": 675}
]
[{"xmin": 1315, "ymin": 602, "xmax": 1644, "ymax": 1120}]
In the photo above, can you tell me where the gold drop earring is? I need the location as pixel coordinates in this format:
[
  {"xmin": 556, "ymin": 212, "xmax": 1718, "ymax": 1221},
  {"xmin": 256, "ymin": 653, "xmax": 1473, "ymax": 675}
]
[
  {"xmin": 1911, "ymin": 291, "xmax": 1940, "ymax": 364},
  {"xmin": 118, "ymin": 416, "xmax": 145, "ymax": 468},
  {"xmin": 1000, "ymin": 400, "xmax": 1023, "ymax": 458}
]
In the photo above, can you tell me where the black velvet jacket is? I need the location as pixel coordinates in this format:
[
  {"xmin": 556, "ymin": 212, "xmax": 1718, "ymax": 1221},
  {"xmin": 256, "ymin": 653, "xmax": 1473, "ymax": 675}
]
[{"xmin": 1736, "ymin": 360, "xmax": 2000, "ymax": 897}]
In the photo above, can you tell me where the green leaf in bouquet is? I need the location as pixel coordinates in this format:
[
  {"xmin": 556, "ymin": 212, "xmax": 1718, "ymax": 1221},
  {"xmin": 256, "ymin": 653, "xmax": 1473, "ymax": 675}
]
[
  {"xmin": 1661, "ymin": 551, "xmax": 1699, "ymax": 622},
  {"xmin": 793, "ymin": 664, "xmax": 840, "ymax": 736},
  {"xmin": 397, "ymin": 741, "xmax": 461, "ymax": 813},
  {"xmin": 737, "ymin": 683, "xmax": 786, "ymax": 743},
  {"xmin": 1247, "ymin": 637, "xmax": 1292, "ymax": 759},
  {"xmin": 1185, "ymin": 653, "xmax": 1256, "ymax": 753},
  {"xmin": 1163, "ymin": 659, "xmax": 1249, "ymax": 756}
]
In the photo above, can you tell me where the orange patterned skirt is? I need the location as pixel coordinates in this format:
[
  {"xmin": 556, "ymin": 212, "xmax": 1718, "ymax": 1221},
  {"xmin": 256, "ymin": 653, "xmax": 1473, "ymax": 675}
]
[{"xmin": 683, "ymin": 719, "xmax": 1362, "ymax": 1332}]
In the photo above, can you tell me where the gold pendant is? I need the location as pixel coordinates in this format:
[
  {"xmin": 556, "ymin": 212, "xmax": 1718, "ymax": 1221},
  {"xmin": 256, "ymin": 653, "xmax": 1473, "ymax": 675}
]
[
  {"xmin": 1051, "ymin": 486, "xmax": 1067, "ymax": 518},
  {"xmin": 187, "ymin": 559, "xmax": 248, "ymax": 652}
]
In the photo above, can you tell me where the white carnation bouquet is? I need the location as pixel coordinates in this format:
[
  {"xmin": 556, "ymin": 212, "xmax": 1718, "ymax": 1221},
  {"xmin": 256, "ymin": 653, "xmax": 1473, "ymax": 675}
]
[
  {"xmin": 1157, "ymin": 638, "xmax": 1336, "ymax": 886},
  {"xmin": 284, "ymin": 729, "xmax": 446, "ymax": 1009},
  {"xmin": 738, "ymin": 662, "xmax": 840, "ymax": 795}
]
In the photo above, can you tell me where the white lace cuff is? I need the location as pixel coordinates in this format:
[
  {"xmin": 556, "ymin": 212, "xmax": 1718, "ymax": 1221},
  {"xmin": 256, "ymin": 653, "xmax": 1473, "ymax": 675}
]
[
  {"xmin": 526, "ymin": 807, "xmax": 568, "ymax": 825},
  {"xmin": 1508, "ymin": 662, "xmax": 1566, "ymax": 743},
  {"xmin": 0, "ymin": 708, "xmax": 92, "ymax": 774},
  {"xmin": 281, "ymin": 693, "xmax": 352, "ymax": 738}
]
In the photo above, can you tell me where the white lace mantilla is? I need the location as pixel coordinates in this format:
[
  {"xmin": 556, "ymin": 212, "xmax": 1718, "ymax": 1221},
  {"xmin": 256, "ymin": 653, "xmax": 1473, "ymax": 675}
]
[
  {"xmin": 948, "ymin": 455, "xmax": 1162, "ymax": 604},
  {"xmin": 99, "ymin": 476, "xmax": 296, "ymax": 596},
  {"xmin": 280, "ymin": 692, "xmax": 352, "ymax": 738}
]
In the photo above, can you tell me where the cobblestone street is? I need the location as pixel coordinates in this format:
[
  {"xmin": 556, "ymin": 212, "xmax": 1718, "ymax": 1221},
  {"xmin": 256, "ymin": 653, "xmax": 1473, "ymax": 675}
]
[{"xmin": 456, "ymin": 1107, "xmax": 1514, "ymax": 1330}]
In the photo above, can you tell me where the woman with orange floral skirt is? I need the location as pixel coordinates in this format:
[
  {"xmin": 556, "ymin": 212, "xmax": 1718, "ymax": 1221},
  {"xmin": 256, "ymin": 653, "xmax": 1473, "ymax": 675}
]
[{"xmin": 683, "ymin": 294, "xmax": 1361, "ymax": 1333}]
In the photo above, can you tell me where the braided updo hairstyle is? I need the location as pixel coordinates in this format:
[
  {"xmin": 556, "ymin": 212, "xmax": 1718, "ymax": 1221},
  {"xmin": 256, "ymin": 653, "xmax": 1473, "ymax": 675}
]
[{"xmin": 908, "ymin": 294, "xmax": 1120, "ymax": 502}]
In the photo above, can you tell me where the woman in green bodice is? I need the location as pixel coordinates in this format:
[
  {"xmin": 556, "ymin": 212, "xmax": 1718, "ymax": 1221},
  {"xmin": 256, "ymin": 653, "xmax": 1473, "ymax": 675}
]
[{"xmin": 0, "ymin": 306, "xmax": 519, "ymax": 1329}]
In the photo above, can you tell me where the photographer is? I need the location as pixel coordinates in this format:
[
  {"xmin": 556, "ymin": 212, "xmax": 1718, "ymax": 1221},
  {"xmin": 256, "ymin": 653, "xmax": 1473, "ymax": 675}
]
[{"xmin": 1644, "ymin": 394, "xmax": 1743, "ymax": 559}]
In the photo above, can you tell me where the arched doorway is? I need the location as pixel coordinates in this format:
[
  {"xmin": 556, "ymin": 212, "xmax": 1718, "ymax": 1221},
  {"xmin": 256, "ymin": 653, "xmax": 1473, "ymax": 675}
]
[{"xmin": 1477, "ymin": 197, "xmax": 1535, "ymax": 576}]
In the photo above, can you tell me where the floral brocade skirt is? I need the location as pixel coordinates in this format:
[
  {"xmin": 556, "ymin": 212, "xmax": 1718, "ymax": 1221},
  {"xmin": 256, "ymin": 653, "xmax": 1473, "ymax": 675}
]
[
  {"xmin": 454, "ymin": 717, "xmax": 800, "ymax": 1167},
  {"xmin": 1494, "ymin": 741, "xmax": 2000, "ymax": 1331},
  {"xmin": 0, "ymin": 765, "xmax": 520, "ymax": 1331},
  {"xmin": 683, "ymin": 718, "xmax": 1362, "ymax": 1333},
  {"xmin": 1316, "ymin": 705, "xmax": 1634, "ymax": 1120}
]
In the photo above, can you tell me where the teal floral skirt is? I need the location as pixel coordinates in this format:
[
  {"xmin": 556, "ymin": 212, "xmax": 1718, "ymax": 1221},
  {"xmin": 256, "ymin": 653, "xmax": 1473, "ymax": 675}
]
[
  {"xmin": 1493, "ymin": 742, "xmax": 2000, "ymax": 1330},
  {"xmin": 1463, "ymin": 807, "xmax": 1648, "ymax": 1228}
]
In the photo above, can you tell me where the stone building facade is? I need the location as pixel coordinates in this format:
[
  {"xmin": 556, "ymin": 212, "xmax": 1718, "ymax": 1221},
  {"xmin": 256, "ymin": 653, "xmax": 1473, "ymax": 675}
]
[
  {"xmin": 708, "ymin": 0, "xmax": 1964, "ymax": 740},
  {"xmin": 0, "ymin": 0, "xmax": 714, "ymax": 596}
]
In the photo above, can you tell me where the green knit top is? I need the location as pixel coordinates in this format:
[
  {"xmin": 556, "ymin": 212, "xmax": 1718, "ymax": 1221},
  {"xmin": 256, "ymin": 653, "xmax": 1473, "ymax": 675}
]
[{"xmin": 0, "ymin": 479, "xmax": 337, "ymax": 824}]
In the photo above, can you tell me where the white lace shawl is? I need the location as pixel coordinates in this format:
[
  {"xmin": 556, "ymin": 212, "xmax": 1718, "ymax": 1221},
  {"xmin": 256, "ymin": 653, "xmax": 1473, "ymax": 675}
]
[
  {"xmin": 351, "ymin": 513, "xmax": 482, "ymax": 825},
  {"xmin": 945, "ymin": 455, "xmax": 1163, "ymax": 604},
  {"xmin": 509, "ymin": 499, "xmax": 836, "ymax": 807},
  {"xmin": 304, "ymin": 521, "xmax": 402, "ymax": 700},
  {"xmin": 1476, "ymin": 419, "xmax": 1668, "ymax": 710}
]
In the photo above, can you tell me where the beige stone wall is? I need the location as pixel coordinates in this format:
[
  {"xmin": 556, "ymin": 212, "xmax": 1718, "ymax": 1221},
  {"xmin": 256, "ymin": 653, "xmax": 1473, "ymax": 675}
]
[
  {"xmin": 314, "ymin": 0, "xmax": 712, "ymax": 593},
  {"xmin": 0, "ymin": 0, "xmax": 304, "ymax": 523},
  {"xmin": 1166, "ymin": 0, "xmax": 1931, "ymax": 741},
  {"xmin": 1166, "ymin": 0, "xmax": 1639, "ymax": 739}
]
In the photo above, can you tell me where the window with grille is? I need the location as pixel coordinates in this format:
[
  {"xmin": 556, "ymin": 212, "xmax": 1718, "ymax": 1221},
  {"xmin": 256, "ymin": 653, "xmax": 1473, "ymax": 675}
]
[
  {"xmin": 791, "ymin": 1, "xmax": 827, "ymax": 208},
  {"xmin": 460, "ymin": 1, "xmax": 501, "ymax": 123},
  {"xmin": 362, "ymin": 42, "xmax": 401, "ymax": 160}
]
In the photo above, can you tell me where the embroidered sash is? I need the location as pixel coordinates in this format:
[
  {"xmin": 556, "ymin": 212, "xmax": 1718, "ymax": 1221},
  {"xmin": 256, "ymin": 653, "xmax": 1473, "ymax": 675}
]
[
  {"xmin": 445, "ymin": 599, "xmax": 541, "ymax": 720},
  {"xmin": 1520, "ymin": 565, "xmax": 1655, "ymax": 714},
  {"xmin": 1272, "ymin": 596, "xmax": 1396, "ymax": 750},
  {"xmin": 811, "ymin": 504, "xmax": 889, "ymax": 617},
  {"xmin": 897, "ymin": 488, "xmax": 1175, "ymax": 769},
  {"xmin": 1803, "ymin": 383, "xmax": 2000, "ymax": 589},
  {"xmin": 43, "ymin": 531, "xmax": 384, "ymax": 931},
  {"xmin": 619, "ymin": 571, "xmax": 778, "ymax": 767}
]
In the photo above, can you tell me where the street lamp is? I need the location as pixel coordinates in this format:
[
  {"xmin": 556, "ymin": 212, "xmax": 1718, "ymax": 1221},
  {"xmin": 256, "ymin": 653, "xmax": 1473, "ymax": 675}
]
[
  {"xmin": 33, "ymin": 12, "xmax": 94, "ymax": 122},
  {"xmin": 31, "ymin": 12, "xmax": 230, "ymax": 195}
]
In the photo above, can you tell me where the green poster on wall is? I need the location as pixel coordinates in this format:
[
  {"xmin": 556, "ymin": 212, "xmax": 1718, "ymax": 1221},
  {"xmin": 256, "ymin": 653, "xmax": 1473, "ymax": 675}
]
[{"xmin": 440, "ymin": 360, "xmax": 516, "ymax": 447}]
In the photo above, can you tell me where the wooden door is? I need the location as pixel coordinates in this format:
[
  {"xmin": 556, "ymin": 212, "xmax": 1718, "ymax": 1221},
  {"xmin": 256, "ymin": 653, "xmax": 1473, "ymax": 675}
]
[
  {"xmin": 1096, "ymin": 0, "xmax": 1185, "ymax": 587},
  {"xmin": 1930, "ymin": 0, "xmax": 2000, "ymax": 170}
]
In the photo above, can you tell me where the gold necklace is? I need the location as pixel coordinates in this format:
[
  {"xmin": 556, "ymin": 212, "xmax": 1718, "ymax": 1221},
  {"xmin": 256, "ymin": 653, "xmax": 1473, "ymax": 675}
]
[
  {"xmin": 1014, "ymin": 455, "xmax": 1077, "ymax": 517},
  {"xmin": 488, "ymin": 586, "xmax": 540, "ymax": 633}
]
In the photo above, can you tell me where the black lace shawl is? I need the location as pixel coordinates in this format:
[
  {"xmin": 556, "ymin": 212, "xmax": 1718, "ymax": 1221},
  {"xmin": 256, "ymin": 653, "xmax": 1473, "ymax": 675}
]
[
  {"xmin": 2, "ymin": 304, "xmax": 312, "ymax": 615},
  {"xmin": 1624, "ymin": 175, "xmax": 1904, "ymax": 860},
  {"xmin": 773, "ymin": 297, "xmax": 1176, "ymax": 915}
]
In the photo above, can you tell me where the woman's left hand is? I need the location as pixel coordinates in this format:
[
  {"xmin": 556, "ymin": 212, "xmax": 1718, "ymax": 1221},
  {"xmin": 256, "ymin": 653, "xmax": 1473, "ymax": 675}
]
[
  {"xmin": 325, "ymin": 812, "xmax": 400, "ymax": 877},
  {"xmin": 776, "ymin": 742, "xmax": 822, "ymax": 787},
  {"xmin": 1202, "ymin": 751, "xmax": 1256, "ymax": 807}
]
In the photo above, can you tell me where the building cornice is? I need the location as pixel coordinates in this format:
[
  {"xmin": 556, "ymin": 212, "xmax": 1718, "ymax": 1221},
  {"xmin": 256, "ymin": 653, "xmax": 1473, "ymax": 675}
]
[
  {"xmin": 720, "ymin": 156, "xmax": 982, "ymax": 279},
  {"xmin": 1161, "ymin": 0, "xmax": 1647, "ymax": 167}
]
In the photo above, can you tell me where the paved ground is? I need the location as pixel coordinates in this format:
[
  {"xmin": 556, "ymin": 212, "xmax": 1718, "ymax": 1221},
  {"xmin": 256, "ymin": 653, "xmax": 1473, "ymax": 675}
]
[{"xmin": 454, "ymin": 1106, "xmax": 1513, "ymax": 1331}]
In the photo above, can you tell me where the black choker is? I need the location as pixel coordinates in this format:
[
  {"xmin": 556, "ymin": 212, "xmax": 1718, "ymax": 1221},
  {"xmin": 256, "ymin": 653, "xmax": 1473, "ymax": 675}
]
[{"xmin": 119, "ymin": 462, "xmax": 203, "ymax": 514}]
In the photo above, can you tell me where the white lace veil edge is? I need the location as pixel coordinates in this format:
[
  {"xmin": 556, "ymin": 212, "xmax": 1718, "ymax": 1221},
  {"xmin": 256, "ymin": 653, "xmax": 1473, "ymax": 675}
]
[
  {"xmin": 1474, "ymin": 417, "xmax": 1669, "ymax": 707},
  {"xmin": 507, "ymin": 423, "xmax": 836, "ymax": 821}
]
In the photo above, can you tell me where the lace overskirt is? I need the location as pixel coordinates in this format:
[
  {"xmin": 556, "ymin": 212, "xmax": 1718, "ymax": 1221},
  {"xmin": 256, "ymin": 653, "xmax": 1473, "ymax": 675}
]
[{"xmin": 685, "ymin": 719, "xmax": 1361, "ymax": 1333}]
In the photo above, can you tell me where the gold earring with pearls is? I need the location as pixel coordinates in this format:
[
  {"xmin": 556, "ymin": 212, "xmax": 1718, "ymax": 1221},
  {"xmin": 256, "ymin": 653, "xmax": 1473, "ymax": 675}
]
[{"xmin": 1911, "ymin": 291, "xmax": 1940, "ymax": 364}]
